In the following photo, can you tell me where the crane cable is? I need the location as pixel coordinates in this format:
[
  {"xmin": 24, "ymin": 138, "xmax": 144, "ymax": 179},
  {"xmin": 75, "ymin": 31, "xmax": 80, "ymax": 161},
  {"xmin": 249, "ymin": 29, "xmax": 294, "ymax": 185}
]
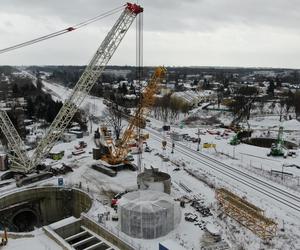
[
  {"xmin": 0, "ymin": 5, "xmax": 125, "ymax": 55},
  {"xmin": 136, "ymin": 10, "xmax": 143, "ymax": 172}
]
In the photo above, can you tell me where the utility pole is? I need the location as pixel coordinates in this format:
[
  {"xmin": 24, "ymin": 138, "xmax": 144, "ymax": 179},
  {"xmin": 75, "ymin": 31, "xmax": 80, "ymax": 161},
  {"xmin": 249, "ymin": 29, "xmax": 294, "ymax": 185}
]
[{"xmin": 197, "ymin": 128, "xmax": 200, "ymax": 151}]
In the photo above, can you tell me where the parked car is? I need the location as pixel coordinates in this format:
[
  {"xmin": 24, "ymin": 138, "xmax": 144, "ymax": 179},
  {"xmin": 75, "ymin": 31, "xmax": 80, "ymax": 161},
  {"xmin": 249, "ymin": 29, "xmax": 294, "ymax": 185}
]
[
  {"xmin": 144, "ymin": 146, "xmax": 152, "ymax": 152},
  {"xmin": 184, "ymin": 213, "xmax": 198, "ymax": 222},
  {"xmin": 162, "ymin": 125, "xmax": 170, "ymax": 131},
  {"xmin": 182, "ymin": 134, "xmax": 189, "ymax": 139},
  {"xmin": 185, "ymin": 136, "xmax": 192, "ymax": 141},
  {"xmin": 192, "ymin": 137, "xmax": 200, "ymax": 143}
]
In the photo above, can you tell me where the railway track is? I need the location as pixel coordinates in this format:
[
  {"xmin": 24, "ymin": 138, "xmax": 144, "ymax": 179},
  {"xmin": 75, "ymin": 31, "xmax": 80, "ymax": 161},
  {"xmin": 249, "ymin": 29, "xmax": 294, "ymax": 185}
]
[{"xmin": 148, "ymin": 128, "xmax": 300, "ymax": 213}]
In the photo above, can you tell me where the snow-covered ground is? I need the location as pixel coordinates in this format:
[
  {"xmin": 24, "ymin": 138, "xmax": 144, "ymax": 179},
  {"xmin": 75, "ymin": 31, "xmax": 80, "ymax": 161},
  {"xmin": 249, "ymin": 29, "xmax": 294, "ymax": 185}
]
[
  {"xmin": 1, "ymin": 78, "xmax": 300, "ymax": 250},
  {"xmin": 6, "ymin": 229, "xmax": 61, "ymax": 250}
]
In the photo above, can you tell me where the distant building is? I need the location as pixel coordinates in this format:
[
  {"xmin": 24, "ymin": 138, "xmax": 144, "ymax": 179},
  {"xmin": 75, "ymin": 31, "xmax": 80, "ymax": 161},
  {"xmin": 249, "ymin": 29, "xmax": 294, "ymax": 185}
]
[
  {"xmin": 103, "ymin": 69, "xmax": 131, "ymax": 77},
  {"xmin": 204, "ymin": 75, "xmax": 213, "ymax": 80},
  {"xmin": 171, "ymin": 90, "xmax": 216, "ymax": 107},
  {"xmin": 253, "ymin": 70, "xmax": 276, "ymax": 77}
]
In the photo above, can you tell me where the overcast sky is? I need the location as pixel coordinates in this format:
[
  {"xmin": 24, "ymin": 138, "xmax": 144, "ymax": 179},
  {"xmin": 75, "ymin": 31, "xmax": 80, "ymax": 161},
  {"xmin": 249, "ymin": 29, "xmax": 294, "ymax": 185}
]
[{"xmin": 1, "ymin": 0, "xmax": 300, "ymax": 68}]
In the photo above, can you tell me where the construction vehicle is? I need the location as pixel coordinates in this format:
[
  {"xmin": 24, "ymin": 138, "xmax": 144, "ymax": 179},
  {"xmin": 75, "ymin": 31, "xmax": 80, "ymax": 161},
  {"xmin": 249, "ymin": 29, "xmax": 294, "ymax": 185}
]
[
  {"xmin": 144, "ymin": 145, "xmax": 152, "ymax": 152},
  {"xmin": 267, "ymin": 126, "xmax": 287, "ymax": 158},
  {"xmin": 100, "ymin": 67, "xmax": 167, "ymax": 165},
  {"xmin": 72, "ymin": 149, "xmax": 86, "ymax": 156},
  {"xmin": 74, "ymin": 141, "xmax": 87, "ymax": 150},
  {"xmin": 203, "ymin": 143, "xmax": 218, "ymax": 153},
  {"xmin": 131, "ymin": 132, "xmax": 149, "ymax": 141},
  {"xmin": 203, "ymin": 143, "xmax": 216, "ymax": 149},
  {"xmin": 229, "ymin": 133, "xmax": 240, "ymax": 145},
  {"xmin": 0, "ymin": 3, "xmax": 143, "ymax": 173}
]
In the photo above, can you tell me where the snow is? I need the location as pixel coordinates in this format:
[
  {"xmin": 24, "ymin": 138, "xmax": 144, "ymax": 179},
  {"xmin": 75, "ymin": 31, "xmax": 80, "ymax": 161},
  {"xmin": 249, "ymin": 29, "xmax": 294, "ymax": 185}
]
[
  {"xmin": 23, "ymin": 71, "xmax": 107, "ymax": 119},
  {"xmin": 49, "ymin": 216, "xmax": 80, "ymax": 230},
  {"xmin": 159, "ymin": 239, "xmax": 186, "ymax": 250},
  {"xmin": 1, "ymin": 76, "xmax": 300, "ymax": 249},
  {"xmin": 41, "ymin": 79, "xmax": 107, "ymax": 118},
  {"xmin": 5, "ymin": 229, "xmax": 61, "ymax": 250}
]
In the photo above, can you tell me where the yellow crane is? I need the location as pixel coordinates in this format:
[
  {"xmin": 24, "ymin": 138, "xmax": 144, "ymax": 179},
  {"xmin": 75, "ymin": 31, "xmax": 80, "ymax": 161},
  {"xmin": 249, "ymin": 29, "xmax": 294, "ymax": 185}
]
[{"xmin": 101, "ymin": 66, "xmax": 166, "ymax": 165}]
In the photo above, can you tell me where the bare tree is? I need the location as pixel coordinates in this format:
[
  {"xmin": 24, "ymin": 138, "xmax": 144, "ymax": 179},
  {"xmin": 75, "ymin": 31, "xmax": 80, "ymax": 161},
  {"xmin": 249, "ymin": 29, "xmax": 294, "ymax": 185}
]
[
  {"xmin": 152, "ymin": 94, "xmax": 191, "ymax": 122},
  {"xmin": 104, "ymin": 105, "xmax": 124, "ymax": 140}
]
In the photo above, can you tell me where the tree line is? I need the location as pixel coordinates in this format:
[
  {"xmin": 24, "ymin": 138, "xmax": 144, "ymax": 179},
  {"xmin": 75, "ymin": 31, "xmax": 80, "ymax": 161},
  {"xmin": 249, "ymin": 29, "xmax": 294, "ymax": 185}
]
[{"xmin": 152, "ymin": 94, "xmax": 190, "ymax": 123}]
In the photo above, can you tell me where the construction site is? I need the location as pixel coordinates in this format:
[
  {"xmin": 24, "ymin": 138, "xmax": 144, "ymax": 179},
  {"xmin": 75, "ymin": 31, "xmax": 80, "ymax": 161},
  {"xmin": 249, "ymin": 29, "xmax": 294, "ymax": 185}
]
[{"xmin": 0, "ymin": 1, "xmax": 300, "ymax": 250}]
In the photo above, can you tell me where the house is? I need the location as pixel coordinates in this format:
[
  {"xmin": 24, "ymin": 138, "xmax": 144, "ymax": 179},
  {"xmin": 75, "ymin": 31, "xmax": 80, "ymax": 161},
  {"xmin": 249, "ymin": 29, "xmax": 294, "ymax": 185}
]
[
  {"xmin": 62, "ymin": 133, "xmax": 77, "ymax": 142},
  {"xmin": 171, "ymin": 90, "xmax": 217, "ymax": 107}
]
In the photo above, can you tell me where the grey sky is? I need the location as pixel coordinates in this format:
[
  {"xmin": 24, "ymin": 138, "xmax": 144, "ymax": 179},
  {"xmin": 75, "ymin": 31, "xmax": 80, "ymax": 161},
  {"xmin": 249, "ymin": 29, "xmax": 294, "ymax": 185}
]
[{"xmin": 0, "ymin": 0, "xmax": 300, "ymax": 68}]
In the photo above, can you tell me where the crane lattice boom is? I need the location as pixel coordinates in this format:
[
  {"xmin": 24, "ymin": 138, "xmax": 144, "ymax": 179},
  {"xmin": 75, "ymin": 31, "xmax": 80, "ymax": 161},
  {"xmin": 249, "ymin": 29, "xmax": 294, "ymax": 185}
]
[
  {"xmin": 2, "ymin": 3, "xmax": 143, "ymax": 172},
  {"xmin": 0, "ymin": 110, "xmax": 30, "ymax": 170},
  {"xmin": 103, "ymin": 67, "xmax": 166, "ymax": 165}
]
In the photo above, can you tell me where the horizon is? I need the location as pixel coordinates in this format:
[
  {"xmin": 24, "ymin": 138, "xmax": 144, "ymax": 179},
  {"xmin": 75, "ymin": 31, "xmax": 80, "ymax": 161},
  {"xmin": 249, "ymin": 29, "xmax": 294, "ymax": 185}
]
[
  {"xmin": 2, "ymin": 64, "xmax": 300, "ymax": 71},
  {"xmin": 1, "ymin": 1, "xmax": 300, "ymax": 68}
]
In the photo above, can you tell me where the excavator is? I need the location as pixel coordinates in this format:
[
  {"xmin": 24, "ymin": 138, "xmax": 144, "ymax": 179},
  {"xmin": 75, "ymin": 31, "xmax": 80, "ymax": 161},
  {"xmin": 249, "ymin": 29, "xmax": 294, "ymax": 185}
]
[
  {"xmin": 100, "ymin": 67, "xmax": 167, "ymax": 165},
  {"xmin": 229, "ymin": 96, "xmax": 256, "ymax": 145},
  {"xmin": 267, "ymin": 126, "xmax": 287, "ymax": 158}
]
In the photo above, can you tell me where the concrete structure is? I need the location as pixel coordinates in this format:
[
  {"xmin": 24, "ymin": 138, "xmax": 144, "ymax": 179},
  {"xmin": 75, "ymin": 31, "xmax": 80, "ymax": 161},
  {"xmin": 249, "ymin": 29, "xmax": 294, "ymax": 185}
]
[
  {"xmin": 159, "ymin": 239, "xmax": 186, "ymax": 250},
  {"xmin": 0, "ymin": 153, "xmax": 8, "ymax": 171},
  {"xmin": 44, "ymin": 214, "xmax": 136, "ymax": 250},
  {"xmin": 137, "ymin": 168, "xmax": 171, "ymax": 194},
  {"xmin": 0, "ymin": 187, "xmax": 92, "ymax": 232},
  {"xmin": 92, "ymin": 148, "xmax": 102, "ymax": 160},
  {"xmin": 118, "ymin": 190, "xmax": 181, "ymax": 239}
]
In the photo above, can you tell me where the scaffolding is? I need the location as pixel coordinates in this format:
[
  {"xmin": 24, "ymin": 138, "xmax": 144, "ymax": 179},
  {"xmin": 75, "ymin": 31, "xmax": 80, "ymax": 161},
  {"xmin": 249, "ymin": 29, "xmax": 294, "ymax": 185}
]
[
  {"xmin": 118, "ymin": 190, "xmax": 181, "ymax": 239},
  {"xmin": 216, "ymin": 188, "xmax": 277, "ymax": 240}
]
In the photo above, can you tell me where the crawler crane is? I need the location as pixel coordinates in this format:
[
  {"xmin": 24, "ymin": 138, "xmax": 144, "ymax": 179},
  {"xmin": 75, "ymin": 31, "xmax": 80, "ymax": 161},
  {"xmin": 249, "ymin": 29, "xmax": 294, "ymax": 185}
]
[
  {"xmin": 0, "ymin": 3, "xmax": 143, "ymax": 173},
  {"xmin": 101, "ymin": 67, "xmax": 167, "ymax": 165}
]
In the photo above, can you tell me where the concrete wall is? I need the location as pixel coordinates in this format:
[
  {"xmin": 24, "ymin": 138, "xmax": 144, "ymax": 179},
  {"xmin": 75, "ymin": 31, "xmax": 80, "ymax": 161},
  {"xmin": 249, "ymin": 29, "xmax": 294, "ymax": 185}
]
[
  {"xmin": 0, "ymin": 187, "xmax": 92, "ymax": 231},
  {"xmin": 137, "ymin": 171, "xmax": 171, "ymax": 194},
  {"xmin": 81, "ymin": 214, "xmax": 135, "ymax": 250},
  {"xmin": 54, "ymin": 220, "xmax": 82, "ymax": 239}
]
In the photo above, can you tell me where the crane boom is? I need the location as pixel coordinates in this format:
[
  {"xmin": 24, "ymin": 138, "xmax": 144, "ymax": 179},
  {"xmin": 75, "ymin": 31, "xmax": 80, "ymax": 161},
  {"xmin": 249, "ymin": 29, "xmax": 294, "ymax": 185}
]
[
  {"xmin": 103, "ymin": 67, "xmax": 166, "ymax": 165},
  {"xmin": 119, "ymin": 67, "xmax": 166, "ymax": 146},
  {"xmin": 0, "ymin": 110, "xmax": 30, "ymax": 170},
  {"xmin": 25, "ymin": 3, "xmax": 143, "ymax": 172}
]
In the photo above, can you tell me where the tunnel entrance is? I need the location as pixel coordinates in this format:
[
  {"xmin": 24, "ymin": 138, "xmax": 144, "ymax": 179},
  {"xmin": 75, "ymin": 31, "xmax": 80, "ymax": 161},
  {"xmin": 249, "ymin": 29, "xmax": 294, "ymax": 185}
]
[
  {"xmin": 12, "ymin": 210, "xmax": 38, "ymax": 232},
  {"xmin": 0, "ymin": 187, "xmax": 92, "ymax": 233}
]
